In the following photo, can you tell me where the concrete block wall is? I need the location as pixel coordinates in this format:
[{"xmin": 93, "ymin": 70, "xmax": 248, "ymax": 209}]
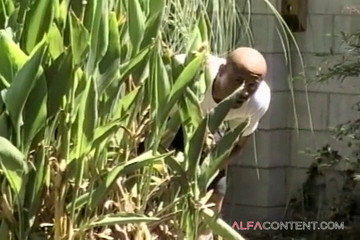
[{"xmin": 223, "ymin": 0, "xmax": 360, "ymax": 224}]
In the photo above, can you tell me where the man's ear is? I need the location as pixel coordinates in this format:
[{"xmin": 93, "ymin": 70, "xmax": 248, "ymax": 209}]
[{"xmin": 218, "ymin": 64, "xmax": 226, "ymax": 77}]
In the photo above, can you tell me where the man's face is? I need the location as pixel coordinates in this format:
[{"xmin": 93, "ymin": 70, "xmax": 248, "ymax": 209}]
[{"xmin": 217, "ymin": 62, "xmax": 262, "ymax": 106}]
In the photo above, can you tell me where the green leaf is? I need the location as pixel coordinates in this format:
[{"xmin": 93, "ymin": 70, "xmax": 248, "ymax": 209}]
[
  {"xmin": 21, "ymin": 0, "xmax": 55, "ymax": 53},
  {"xmin": 83, "ymin": 0, "xmax": 96, "ymax": 31},
  {"xmin": 91, "ymin": 119, "xmax": 124, "ymax": 150},
  {"xmin": 69, "ymin": 11, "xmax": 90, "ymax": 66},
  {"xmin": 186, "ymin": 117, "xmax": 208, "ymax": 174},
  {"xmin": 140, "ymin": 0, "xmax": 165, "ymax": 49},
  {"xmin": 198, "ymin": 13, "xmax": 209, "ymax": 43},
  {"xmin": 113, "ymin": 86, "xmax": 141, "ymax": 120},
  {"xmin": 0, "ymin": 30, "xmax": 28, "ymax": 84},
  {"xmin": 24, "ymin": 144, "xmax": 46, "ymax": 228},
  {"xmin": 201, "ymin": 208, "xmax": 245, "ymax": 240},
  {"xmin": 208, "ymin": 87, "xmax": 242, "ymax": 133},
  {"xmin": 47, "ymin": 23, "xmax": 64, "ymax": 59},
  {"xmin": 4, "ymin": 42, "xmax": 47, "ymax": 140},
  {"xmin": 159, "ymin": 51, "xmax": 206, "ymax": 124},
  {"xmin": 128, "ymin": 0, "xmax": 145, "ymax": 52},
  {"xmin": 186, "ymin": 25, "xmax": 202, "ymax": 54},
  {"xmin": 22, "ymin": 74, "xmax": 47, "ymax": 150},
  {"xmin": 178, "ymin": 88, "xmax": 203, "ymax": 132},
  {"xmin": 86, "ymin": 0, "xmax": 109, "ymax": 74},
  {"xmin": 45, "ymin": 51, "xmax": 73, "ymax": 117},
  {"xmin": 0, "ymin": 137, "xmax": 28, "ymax": 196},
  {"xmin": 96, "ymin": 59, "xmax": 120, "ymax": 95},
  {"xmin": 99, "ymin": 12, "xmax": 121, "ymax": 73},
  {"xmin": 199, "ymin": 122, "xmax": 248, "ymax": 189},
  {"xmin": 77, "ymin": 77, "xmax": 98, "ymax": 156},
  {"xmin": 119, "ymin": 46, "xmax": 151, "ymax": 79}
]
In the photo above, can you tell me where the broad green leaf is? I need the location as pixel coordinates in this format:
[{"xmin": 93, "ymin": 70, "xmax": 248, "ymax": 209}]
[
  {"xmin": 77, "ymin": 77, "xmax": 98, "ymax": 156},
  {"xmin": 0, "ymin": 30, "xmax": 27, "ymax": 83},
  {"xmin": 128, "ymin": 0, "xmax": 145, "ymax": 52},
  {"xmin": 186, "ymin": 25, "xmax": 202, "ymax": 54},
  {"xmin": 149, "ymin": 0, "xmax": 165, "ymax": 17},
  {"xmin": 199, "ymin": 122, "xmax": 248, "ymax": 190},
  {"xmin": 69, "ymin": 11, "xmax": 90, "ymax": 66},
  {"xmin": 91, "ymin": 118, "xmax": 125, "ymax": 150},
  {"xmin": 186, "ymin": 117, "xmax": 208, "ymax": 174},
  {"xmin": 208, "ymin": 86, "xmax": 243, "ymax": 133},
  {"xmin": 96, "ymin": 59, "xmax": 120, "ymax": 95},
  {"xmin": 99, "ymin": 12, "xmax": 121, "ymax": 73},
  {"xmin": 201, "ymin": 208, "xmax": 245, "ymax": 240},
  {"xmin": 22, "ymin": 74, "xmax": 47, "ymax": 150},
  {"xmin": 56, "ymin": 0, "xmax": 70, "ymax": 31},
  {"xmin": 45, "ymin": 51, "xmax": 73, "ymax": 117},
  {"xmin": 198, "ymin": 13, "xmax": 209, "ymax": 43},
  {"xmin": 159, "ymin": 51, "xmax": 206, "ymax": 124},
  {"xmin": 178, "ymin": 88, "xmax": 203, "ymax": 133},
  {"xmin": 113, "ymin": 86, "xmax": 141, "ymax": 120},
  {"xmin": 96, "ymin": 11, "xmax": 121, "ymax": 94},
  {"xmin": 157, "ymin": 53, "xmax": 171, "ymax": 108},
  {"xmin": 169, "ymin": 52, "xmax": 206, "ymax": 99},
  {"xmin": 21, "ymin": 0, "xmax": 55, "ymax": 53},
  {"xmin": 119, "ymin": 46, "xmax": 150, "ymax": 79},
  {"xmin": 140, "ymin": 0, "xmax": 165, "ymax": 49},
  {"xmin": 83, "ymin": 0, "xmax": 96, "ymax": 31},
  {"xmin": 47, "ymin": 23, "xmax": 64, "ymax": 59},
  {"xmin": 4, "ymin": 42, "xmax": 47, "ymax": 139},
  {"xmin": 86, "ymin": 0, "xmax": 109, "ymax": 74},
  {"xmin": 0, "ymin": 137, "xmax": 28, "ymax": 196}
]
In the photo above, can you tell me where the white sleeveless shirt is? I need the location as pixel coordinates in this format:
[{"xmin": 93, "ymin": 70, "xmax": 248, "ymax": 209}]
[{"xmin": 201, "ymin": 55, "xmax": 271, "ymax": 136}]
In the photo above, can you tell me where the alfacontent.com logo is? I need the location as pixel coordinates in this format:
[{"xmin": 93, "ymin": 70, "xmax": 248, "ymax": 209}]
[{"xmin": 232, "ymin": 221, "xmax": 345, "ymax": 231}]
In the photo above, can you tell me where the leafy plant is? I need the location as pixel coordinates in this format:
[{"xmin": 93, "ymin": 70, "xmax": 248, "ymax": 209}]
[{"xmin": 0, "ymin": 0, "xmax": 297, "ymax": 239}]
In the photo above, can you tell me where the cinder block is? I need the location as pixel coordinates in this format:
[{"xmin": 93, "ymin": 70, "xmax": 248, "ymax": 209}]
[
  {"xmin": 250, "ymin": 15, "xmax": 285, "ymax": 53},
  {"xmin": 289, "ymin": 91, "xmax": 329, "ymax": 130},
  {"xmin": 293, "ymin": 15, "xmax": 333, "ymax": 53},
  {"xmin": 285, "ymin": 167, "xmax": 311, "ymax": 200},
  {"xmin": 309, "ymin": 0, "xmax": 360, "ymax": 14},
  {"xmin": 292, "ymin": 54, "xmax": 360, "ymax": 94},
  {"xmin": 329, "ymin": 94, "xmax": 359, "ymax": 127},
  {"xmin": 290, "ymin": 130, "xmax": 332, "ymax": 168},
  {"xmin": 225, "ymin": 167, "xmax": 286, "ymax": 207},
  {"xmin": 223, "ymin": 204, "xmax": 285, "ymax": 223},
  {"xmin": 334, "ymin": 15, "xmax": 360, "ymax": 53},
  {"xmin": 259, "ymin": 92, "xmax": 292, "ymax": 130},
  {"xmin": 263, "ymin": 53, "xmax": 290, "ymax": 91},
  {"xmin": 230, "ymin": 130, "xmax": 291, "ymax": 167},
  {"xmin": 239, "ymin": 0, "xmax": 280, "ymax": 14}
]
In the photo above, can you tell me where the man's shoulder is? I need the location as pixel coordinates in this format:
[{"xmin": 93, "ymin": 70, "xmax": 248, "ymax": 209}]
[{"xmin": 250, "ymin": 80, "xmax": 271, "ymax": 114}]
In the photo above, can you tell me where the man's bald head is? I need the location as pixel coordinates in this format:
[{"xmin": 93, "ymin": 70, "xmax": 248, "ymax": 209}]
[
  {"xmin": 226, "ymin": 47, "xmax": 267, "ymax": 79},
  {"xmin": 213, "ymin": 47, "xmax": 267, "ymax": 103}
]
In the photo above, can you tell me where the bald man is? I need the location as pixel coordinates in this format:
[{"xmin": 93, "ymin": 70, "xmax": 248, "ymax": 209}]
[{"xmin": 174, "ymin": 47, "xmax": 271, "ymax": 239}]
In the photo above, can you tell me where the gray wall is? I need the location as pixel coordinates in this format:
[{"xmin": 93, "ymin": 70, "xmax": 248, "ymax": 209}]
[{"xmin": 224, "ymin": 0, "xmax": 360, "ymax": 223}]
